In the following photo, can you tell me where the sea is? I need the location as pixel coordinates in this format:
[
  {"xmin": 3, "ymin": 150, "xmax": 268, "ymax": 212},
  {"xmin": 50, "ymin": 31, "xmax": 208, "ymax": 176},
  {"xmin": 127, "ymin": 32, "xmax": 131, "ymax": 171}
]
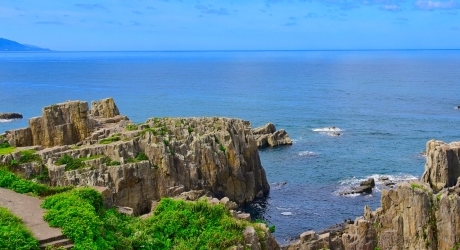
[{"xmin": 1, "ymin": 50, "xmax": 460, "ymax": 244}]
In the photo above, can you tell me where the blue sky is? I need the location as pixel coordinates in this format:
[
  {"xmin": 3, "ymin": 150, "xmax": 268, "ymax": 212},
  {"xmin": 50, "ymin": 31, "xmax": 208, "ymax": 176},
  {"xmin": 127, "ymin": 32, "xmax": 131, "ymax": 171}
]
[{"xmin": 0, "ymin": 0, "xmax": 459, "ymax": 50}]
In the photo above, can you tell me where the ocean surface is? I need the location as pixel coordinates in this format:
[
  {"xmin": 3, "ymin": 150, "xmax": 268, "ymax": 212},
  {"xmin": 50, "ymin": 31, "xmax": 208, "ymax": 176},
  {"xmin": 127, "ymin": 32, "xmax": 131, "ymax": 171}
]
[{"xmin": 1, "ymin": 50, "xmax": 460, "ymax": 244}]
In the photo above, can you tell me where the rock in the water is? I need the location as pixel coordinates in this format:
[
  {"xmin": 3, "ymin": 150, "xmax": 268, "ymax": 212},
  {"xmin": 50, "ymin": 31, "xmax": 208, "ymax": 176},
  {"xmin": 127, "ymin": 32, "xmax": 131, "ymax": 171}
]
[
  {"xmin": 252, "ymin": 123, "xmax": 292, "ymax": 148},
  {"xmin": 0, "ymin": 112, "xmax": 23, "ymax": 119},
  {"xmin": 340, "ymin": 178, "xmax": 375, "ymax": 195}
]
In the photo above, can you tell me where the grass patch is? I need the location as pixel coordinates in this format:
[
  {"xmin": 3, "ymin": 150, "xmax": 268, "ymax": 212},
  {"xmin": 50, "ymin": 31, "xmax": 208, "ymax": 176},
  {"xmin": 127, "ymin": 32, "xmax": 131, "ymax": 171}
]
[
  {"xmin": 410, "ymin": 183, "xmax": 428, "ymax": 192},
  {"xmin": 104, "ymin": 157, "xmax": 120, "ymax": 166},
  {"xmin": 125, "ymin": 153, "xmax": 150, "ymax": 164},
  {"xmin": 219, "ymin": 144, "xmax": 226, "ymax": 153},
  {"xmin": 0, "ymin": 167, "xmax": 72, "ymax": 196},
  {"xmin": 99, "ymin": 135, "xmax": 121, "ymax": 144},
  {"xmin": 125, "ymin": 124, "xmax": 138, "ymax": 131},
  {"xmin": 0, "ymin": 207, "xmax": 39, "ymax": 250},
  {"xmin": 0, "ymin": 142, "xmax": 15, "ymax": 155}
]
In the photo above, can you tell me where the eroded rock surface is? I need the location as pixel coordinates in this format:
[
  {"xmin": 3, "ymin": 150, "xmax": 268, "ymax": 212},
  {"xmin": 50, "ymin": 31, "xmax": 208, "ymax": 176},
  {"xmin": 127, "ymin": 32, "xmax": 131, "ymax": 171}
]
[
  {"xmin": 1, "ymin": 98, "xmax": 270, "ymax": 215},
  {"xmin": 285, "ymin": 139, "xmax": 460, "ymax": 250},
  {"xmin": 252, "ymin": 123, "xmax": 292, "ymax": 148},
  {"xmin": 421, "ymin": 140, "xmax": 460, "ymax": 192}
]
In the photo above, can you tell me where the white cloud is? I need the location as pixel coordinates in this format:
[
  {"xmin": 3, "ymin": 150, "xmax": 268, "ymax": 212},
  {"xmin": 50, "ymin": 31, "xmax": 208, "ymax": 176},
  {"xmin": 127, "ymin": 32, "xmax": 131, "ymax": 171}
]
[{"xmin": 415, "ymin": 0, "xmax": 458, "ymax": 10}]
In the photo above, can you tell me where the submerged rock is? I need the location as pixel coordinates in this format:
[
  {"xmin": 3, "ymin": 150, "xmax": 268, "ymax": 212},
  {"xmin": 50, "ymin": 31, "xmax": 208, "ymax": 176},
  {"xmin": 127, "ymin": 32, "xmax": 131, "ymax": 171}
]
[
  {"xmin": 252, "ymin": 123, "xmax": 292, "ymax": 148},
  {"xmin": 340, "ymin": 178, "xmax": 375, "ymax": 195},
  {"xmin": 0, "ymin": 112, "xmax": 23, "ymax": 119}
]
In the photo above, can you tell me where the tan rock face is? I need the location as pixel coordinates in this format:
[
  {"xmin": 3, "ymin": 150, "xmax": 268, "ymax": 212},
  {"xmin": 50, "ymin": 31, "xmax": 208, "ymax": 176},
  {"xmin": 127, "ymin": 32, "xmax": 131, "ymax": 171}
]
[
  {"xmin": 421, "ymin": 140, "xmax": 460, "ymax": 192},
  {"xmin": 284, "ymin": 179, "xmax": 460, "ymax": 250},
  {"xmin": 91, "ymin": 98, "xmax": 120, "ymax": 118},
  {"xmin": 44, "ymin": 116, "xmax": 269, "ymax": 214},
  {"xmin": 252, "ymin": 123, "xmax": 292, "ymax": 148}
]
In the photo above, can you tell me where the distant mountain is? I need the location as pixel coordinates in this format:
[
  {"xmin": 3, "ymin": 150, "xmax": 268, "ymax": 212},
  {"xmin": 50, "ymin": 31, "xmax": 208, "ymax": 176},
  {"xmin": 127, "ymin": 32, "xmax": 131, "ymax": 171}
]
[{"xmin": 0, "ymin": 38, "xmax": 51, "ymax": 51}]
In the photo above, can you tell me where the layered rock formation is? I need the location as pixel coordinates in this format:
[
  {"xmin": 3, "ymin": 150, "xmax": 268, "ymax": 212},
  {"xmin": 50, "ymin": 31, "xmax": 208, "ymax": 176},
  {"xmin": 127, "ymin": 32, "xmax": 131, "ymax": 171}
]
[
  {"xmin": 286, "ymin": 139, "xmax": 460, "ymax": 250},
  {"xmin": 4, "ymin": 98, "xmax": 127, "ymax": 147},
  {"xmin": 1, "ymin": 98, "xmax": 270, "ymax": 215},
  {"xmin": 252, "ymin": 123, "xmax": 292, "ymax": 148},
  {"xmin": 421, "ymin": 140, "xmax": 460, "ymax": 192}
]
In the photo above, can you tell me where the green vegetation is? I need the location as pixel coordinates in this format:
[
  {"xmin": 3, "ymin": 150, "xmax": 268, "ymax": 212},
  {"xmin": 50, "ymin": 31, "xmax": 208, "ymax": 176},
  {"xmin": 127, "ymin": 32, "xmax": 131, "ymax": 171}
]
[
  {"xmin": 0, "ymin": 207, "xmax": 39, "ymax": 250},
  {"xmin": 136, "ymin": 153, "xmax": 148, "ymax": 161},
  {"xmin": 56, "ymin": 154, "xmax": 86, "ymax": 171},
  {"xmin": 104, "ymin": 157, "xmax": 120, "ymax": 166},
  {"xmin": 125, "ymin": 124, "xmax": 138, "ymax": 131},
  {"xmin": 125, "ymin": 153, "xmax": 150, "ymax": 164},
  {"xmin": 219, "ymin": 144, "xmax": 226, "ymax": 153},
  {"xmin": 0, "ymin": 141, "xmax": 15, "ymax": 155},
  {"xmin": 410, "ymin": 183, "xmax": 428, "ymax": 193},
  {"xmin": 437, "ymin": 193, "xmax": 443, "ymax": 201},
  {"xmin": 19, "ymin": 150, "xmax": 41, "ymax": 163},
  {"xmin": 41, "ymin": 189, "xmax": 264, "ymax": 250},
  {"xmin": 0, "ymin": 167, "xmax": 72, "ymax": 196},
  {"xmin": 99, "ymin": 135, "xmax": 121, "ymax": 144}
]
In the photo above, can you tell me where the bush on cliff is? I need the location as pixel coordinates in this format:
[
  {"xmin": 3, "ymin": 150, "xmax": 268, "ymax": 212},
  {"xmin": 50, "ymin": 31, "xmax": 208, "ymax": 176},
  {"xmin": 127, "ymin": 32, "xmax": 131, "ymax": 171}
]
[
  {"xmin": 0, "ymin": 167, "xmax": 72, "ymax": 196},
  {"xmin": 0, "ymin": 207, "xmax": 39, "ymax": 250},
  {"xmin": 133, "ymin": 198, "xmax": 249, "ymax": 249},
  {"xmin": 42, "ymin": 189, "xmax": 261, "ymax": 250}
]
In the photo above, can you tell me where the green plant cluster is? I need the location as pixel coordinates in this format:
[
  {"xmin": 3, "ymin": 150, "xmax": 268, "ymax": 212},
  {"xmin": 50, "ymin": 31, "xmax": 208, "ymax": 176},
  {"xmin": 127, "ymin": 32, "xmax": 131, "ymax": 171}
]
[
  {"xmin": 0, "ymin": 167, "xmax": 72, "ymax": 196},
  {"xmin": 19, "ymin": 150, "xmax": 41, "ymax": 164},
  {"xmin": 41, "ymin": 189, "xmax": 264, "ymax": 250},
  {"xmin": 0, "ymin": 207, "xmax": 39, "ymax": 250},
  {"xmin": 99, "ymin": 135, "xmax": 121, "ymax": 144},
  {"xmin": 125, "ymin": 124, "xmax": 139, "ymax": 131},
  {"xmin": 55, "ymin": 154, "xmax": 87, "ymax": 171},
  {"xmin": 104, "ymin": 157, "xmax": 120, "ymax": 166},
  {"xmin": 41, "ymin": 188, "xmax": 135, "ymax": 250},
  {"xmin": 0, "ymin": 141, "xmax": 15, "ymax": 155}
]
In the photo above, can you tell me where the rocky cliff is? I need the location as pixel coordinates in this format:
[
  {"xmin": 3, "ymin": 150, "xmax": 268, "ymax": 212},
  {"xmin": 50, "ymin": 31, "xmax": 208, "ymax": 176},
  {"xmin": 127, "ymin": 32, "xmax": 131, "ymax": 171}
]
[
  {"xmin": 286, "ymin": 139, "xmax": 460, "ymax": 250},
  {"xmin": 1, "ymin": 98, "xmax": 270, "ymax": 215}
]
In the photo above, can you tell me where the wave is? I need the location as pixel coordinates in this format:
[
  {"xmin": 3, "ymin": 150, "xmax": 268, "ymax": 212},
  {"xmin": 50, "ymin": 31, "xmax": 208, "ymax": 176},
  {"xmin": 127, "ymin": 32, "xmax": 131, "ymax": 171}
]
[
  {"xmin": 0, "ymin": 119, "xmax": 16, "ymax": 123},
  {"xmin": 335, "ymin": 173, "xmax": 418, "ymax": 196},
  {"xmin": 312, "ymin": 127, "xmax": 342, "ymax": 132},
  {"xmin": 298, "ymin": 151, "xmax": 319, "ymax": 157}
]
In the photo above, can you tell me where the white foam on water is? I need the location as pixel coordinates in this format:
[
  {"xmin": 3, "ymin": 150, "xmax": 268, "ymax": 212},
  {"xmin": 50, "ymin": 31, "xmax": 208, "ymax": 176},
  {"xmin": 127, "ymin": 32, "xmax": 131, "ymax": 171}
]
[
  {"xmin": 276, "ymin": 206, "xmax": 291, "ymax": 211},
  {"xmin": 312, "ymin": 127, "xmax": 342, "ymax": 132},
  {"xmin": 0, "ymin": 119, "xmax": 15, "ymax": 123},
  {"xmin": 335, "ymin": 173, "xmax": 419, "ymax": 196},
  {"xmin": 281, "ymin": 212, "xmax": 293, "ymax": 216},
  {"xmin": 298, "ymin": 151, "xmax": 318, "ymax": 156}
]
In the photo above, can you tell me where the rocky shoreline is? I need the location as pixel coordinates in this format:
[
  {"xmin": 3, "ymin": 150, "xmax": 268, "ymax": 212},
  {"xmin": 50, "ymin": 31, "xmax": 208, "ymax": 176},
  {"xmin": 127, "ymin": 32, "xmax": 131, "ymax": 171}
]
[{"xmin": 2, "ymin": 97, "xmax": 460, "ymax": 249}]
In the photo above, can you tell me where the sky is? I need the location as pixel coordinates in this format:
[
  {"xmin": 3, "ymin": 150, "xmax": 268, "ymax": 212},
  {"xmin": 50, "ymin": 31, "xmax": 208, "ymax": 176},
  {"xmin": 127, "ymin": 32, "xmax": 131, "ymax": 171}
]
[{"xmin": 0, "ymin": 0, "xmax": 459, "ymax": 50}]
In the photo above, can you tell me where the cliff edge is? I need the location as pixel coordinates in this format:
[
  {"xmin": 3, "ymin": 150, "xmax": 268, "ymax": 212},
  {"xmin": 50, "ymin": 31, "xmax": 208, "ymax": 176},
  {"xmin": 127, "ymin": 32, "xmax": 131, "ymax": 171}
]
[
  {"xmin": 285, "ymin": 139, "xmax": 460, "ymax": 250},
  {"xmin": 1, "ymin": 98, "xmax": 270, "ymax": 215}
]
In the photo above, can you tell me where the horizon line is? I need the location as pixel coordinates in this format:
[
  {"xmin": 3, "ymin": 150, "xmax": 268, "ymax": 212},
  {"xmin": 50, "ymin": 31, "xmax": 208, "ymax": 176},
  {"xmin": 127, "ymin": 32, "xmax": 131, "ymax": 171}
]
[{"xmin": 3, "ymin": 48, "xmax": 460, "ymax": 53}]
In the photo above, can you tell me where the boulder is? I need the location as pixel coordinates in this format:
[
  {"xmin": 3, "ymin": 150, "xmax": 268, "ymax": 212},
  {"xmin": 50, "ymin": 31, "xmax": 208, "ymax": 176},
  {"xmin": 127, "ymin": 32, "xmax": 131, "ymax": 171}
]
[
  {"xmin": 0, "ymin": 112, "xmax": 23, "ymax": 119},
  {"xmin": 252, "ymin": 123, "xmax": 292, "ymax": 148},
  {"xmin": 340, "ymin": 178, "xmax": 375, "ymax": 195}
]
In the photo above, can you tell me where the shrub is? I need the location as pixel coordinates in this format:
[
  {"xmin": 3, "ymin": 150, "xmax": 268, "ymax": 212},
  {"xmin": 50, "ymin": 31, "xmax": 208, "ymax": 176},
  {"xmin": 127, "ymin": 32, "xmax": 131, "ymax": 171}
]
[
  {"xmin": 133, "ymin": 198, "xmax": 249, "ymax": 250},
  {"xmin": 55, "ymin": 154, "xmax": 86, "ymax": 171},
  {"xmin": 42, "ymin": 188, "xmax": 134, "ymax": 250},
  {"xmin": 0, "ymin": 207, "xmax": 39, "ymax": 250},
  {"xmin": 0, "ymin": 167, "xmax": 71, "ymax": 196},
  {"xmin": 19, "ymin": 150, "xmax": 41, "ymax": 163},
  {"xmin": 135, "ymin": 153, "xmax": 148, "ymax": 161}
]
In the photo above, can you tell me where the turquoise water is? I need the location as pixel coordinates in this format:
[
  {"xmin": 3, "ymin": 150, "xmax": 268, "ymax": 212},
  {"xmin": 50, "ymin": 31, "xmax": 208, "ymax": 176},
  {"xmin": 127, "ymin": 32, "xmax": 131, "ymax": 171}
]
[{"xmin": 1, "ymin": 50, "xmax": 460, "ymax": 243}]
